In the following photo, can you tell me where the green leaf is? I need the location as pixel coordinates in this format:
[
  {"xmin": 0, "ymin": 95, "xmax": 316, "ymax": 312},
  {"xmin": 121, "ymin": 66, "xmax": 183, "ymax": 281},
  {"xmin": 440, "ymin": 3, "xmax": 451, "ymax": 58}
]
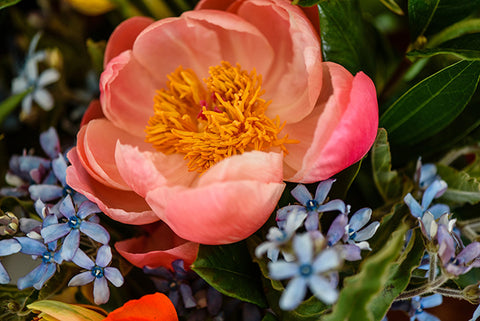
[
  {"xmin": 428, "ymin": 19, "xmax": 480, "ymax": 48},
  {"xmin": 317, "ymin": 0, "xmax": 376, "ymax": 76},
  {"xmin": 379, "ymin": 60, "xmax": 480, "ymax": 146},
  {"xmin": 0, "ymin": 0, "xmax": 21, "ymax": 10},
  {"xmin": 437, "ymin": 164, "xmax": 480, "ymax": 206},
  {"xmin": 408, "ymin": 33, "xmax": 480, "ymax": 60},
  {"xmin": 0, "ymin": 285, "xmax": 36, "ymax": 321},
  {"xmin": 371, "ymin": 129, "xmax": 404, "ymax": 202},
  {"xmin": 294, "ymin": 0, "xmax": 320, "ymax": 6},
  {"xmin": 323, "ymin": 220, "xmax": 409, "ymax": 321},
  {"xmin": 192, "ymin": 241, "xmax": 267, "ymax": 308},
  {"xmin": 369, "ymin": 229, "xmax": 425, "ymax": 320},
  {"xmin": 408, "ymin": 0, "xmax": 480, "ymax": 39},
  {"xmin": 0, "ymin": 90, "xmax": 31, "ymax": 125},
  {"xmin": 379, "ymin": 0, "xmax": 404, "ymax": 15}
]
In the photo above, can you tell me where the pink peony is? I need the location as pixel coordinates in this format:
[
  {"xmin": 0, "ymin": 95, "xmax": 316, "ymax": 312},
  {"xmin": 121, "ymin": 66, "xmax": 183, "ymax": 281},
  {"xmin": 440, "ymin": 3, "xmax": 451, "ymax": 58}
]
[{"xmin": 66, "ymin": 0, "xmax": 378, "ymax": 267}]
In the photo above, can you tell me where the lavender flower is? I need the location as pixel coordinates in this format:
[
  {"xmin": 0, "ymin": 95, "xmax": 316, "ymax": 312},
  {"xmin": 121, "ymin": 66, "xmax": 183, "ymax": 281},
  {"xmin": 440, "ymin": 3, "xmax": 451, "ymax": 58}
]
[
  {"xmin": 444, "ymin": 242, "xmax": 480, "ymax": 276},
  {"xmin": 404, "ymin": 180, "xmax": 449, "ymax": 219},
  {"xmin": 268, "ymin": 233, "xmax": 343, "ymax": 310},
  {"xmin": 69, "ymin": 245, "xmax": 123, "ymax": 305}
]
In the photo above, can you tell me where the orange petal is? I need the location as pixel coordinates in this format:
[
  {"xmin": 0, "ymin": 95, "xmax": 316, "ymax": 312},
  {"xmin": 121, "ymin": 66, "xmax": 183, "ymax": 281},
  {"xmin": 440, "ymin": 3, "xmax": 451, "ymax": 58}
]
[
  {"xmin": 104, "ymin": 292, "xmax": 178, "ymax": 321},
  {"xmin": 115, "ymin": 222, "xmax": 198, "ymax": 269}
]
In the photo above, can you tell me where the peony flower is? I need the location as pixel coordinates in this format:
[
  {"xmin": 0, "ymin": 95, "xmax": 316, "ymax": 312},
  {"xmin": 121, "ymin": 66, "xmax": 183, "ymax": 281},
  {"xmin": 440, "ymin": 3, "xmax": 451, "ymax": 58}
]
[{"xmin": 66, "ymin": 0, "xmax": 378, "ymax": 252}]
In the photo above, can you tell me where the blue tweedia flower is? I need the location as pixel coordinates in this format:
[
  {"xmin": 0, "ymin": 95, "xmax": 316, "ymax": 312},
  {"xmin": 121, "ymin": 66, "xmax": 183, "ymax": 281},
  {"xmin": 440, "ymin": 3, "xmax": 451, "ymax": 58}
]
[
  {"xmin": 277, "ymin": 180, "xmax": 347, "ymax": 231},
  {"xmin": 145, "ymin": 259, "xmax": 198, "ymax": 312},
  {"xmin": 404, "ymin": 179, "xmax": 449, "ymax": 219},
  {"xmin": 15, "ymin": 236, "xmax": 63, "ymax": 290},
  {"xmin": 471, "ymin": 301, "xmax": 480, "ymax": 321},
  {"xmin": 268, "ymin": 233, "xmax": 343, "ymax": 310},
  {"xmin": 11, "ymin": 32, "xmax": 60, "ymax": 115},
  {"xmin": 409, "ymin": 294, "xmax": 442, "ymax": 321},
  {"xmin": 343, "ymin": 208, "xmax": 380, "ymax": 250},
  {"xmin": 41, "ymin": 195, "xmax": 109, "ymax": 261},
  {"xmin": 444, "ymin": 241, "xmax": 480, "ymax": 276},
  {"xmin": 68, "ymin": 245, "xmax": 124, "ymax": 305},
  {"xmin": 0, "ymin": 239, "xmax": 21, "ymax": 284},
  {"xmin": 414, "ymin": 158, "xmax": 440, "ymax": 190},
  {"xmin": 255, "ymin": 208, "xmax": 307, "ymax": 261}
]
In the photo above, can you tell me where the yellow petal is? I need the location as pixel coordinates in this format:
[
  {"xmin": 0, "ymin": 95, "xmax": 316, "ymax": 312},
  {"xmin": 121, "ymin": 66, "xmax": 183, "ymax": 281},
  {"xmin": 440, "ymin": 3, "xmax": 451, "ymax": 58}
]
[{"xmin": 27, "ymin": 300, "xmax": 106, "ymax": 321}]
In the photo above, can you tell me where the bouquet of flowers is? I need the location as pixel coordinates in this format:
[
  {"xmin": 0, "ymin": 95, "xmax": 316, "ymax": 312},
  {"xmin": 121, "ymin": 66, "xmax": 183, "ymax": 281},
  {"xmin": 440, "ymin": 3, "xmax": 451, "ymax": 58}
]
[{"xmin": 0, "ymin": 0, "xmax": 480, "ymax": 320}]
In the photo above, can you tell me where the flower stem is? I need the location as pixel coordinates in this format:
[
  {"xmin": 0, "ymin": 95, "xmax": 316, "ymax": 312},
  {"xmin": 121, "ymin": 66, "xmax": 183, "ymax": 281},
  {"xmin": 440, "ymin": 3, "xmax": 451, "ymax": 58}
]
[
  {"xmin": 428, "ymin": 251, "xmax": 437, "ymax": 283},
  {"xmin": 433, "ymin": 287, "xmax": 467, "ymax": 300},
  {"xmin": 395, "ymin": 274, "xmax": 449, "ymax": 301}
]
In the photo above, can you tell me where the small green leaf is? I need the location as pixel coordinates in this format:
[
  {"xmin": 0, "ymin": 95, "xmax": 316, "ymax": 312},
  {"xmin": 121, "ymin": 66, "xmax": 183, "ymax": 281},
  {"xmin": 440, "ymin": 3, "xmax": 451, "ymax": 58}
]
[
  {"xmin": 437, "ymin": 164, "xmax": 480, "ymax": 206},
  {"xmin": 380, "ymin": 60, "xmax": 480, "ymax": 146},
  {"xmin": 408, "ymin": 33, "xmax": 480, "ymax": 60},
  {"xmin": 317, "ymin": 0, "xmax": 376, "ymax": 76},
  {"xmin": 428, "ymin": 19, "xmax": 480, "ymax": 48},
  {"xmin": 323, "ymin": 220, "xmax": 409, "ymax": 321},
  {"xmin": 379, "ymin": 0, "xmax": 404, "ymax": 15},
  {"xmin": 0, "ymin": 0, "xmax": 21, "ymax": 10},
  {"xmin": 0, "ymin": 90, "xmax": 31, "ymax": 124},
  {"xmin": 371, "ymin": 129, "xmax": 404, "ymax": 202},
  {"xmin": 192, "ymin": 241, "xmax": 267, "ymax": 308},
  {"xmin": 408, "ymin": 0, "xmax": 440, "ymax": 39},
  {"xmin": 369, "ymin": 229, "xmax": 424, "ymax": 320},
  {"xmin": 293, "ymin": 0, "xmax": 320, "ymax": 6}
]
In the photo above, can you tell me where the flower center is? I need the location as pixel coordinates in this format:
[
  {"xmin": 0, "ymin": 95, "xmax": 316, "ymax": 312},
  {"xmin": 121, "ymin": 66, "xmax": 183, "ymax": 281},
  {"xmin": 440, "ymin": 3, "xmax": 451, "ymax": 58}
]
[
  {"xmin": 299, "ymin": 263, "xmax": 313, "ymax": 277},
  {"xmin": 91, "ymin": 266, "xmax": 104, "ymax": 278},
  {"xmin": 145, "ymin": 61, "xmax": 295, "ymax": 173},
  {"xmin": 42, "ymin": 251, "xmax": 54, "ymax": 263},
  {"xmin": 305, "ymin": 199, "xmax": 319, "ymax": 211},
  {"xmin": 67, "ymin": 216, "xmax": 81, "ymax": 229}
]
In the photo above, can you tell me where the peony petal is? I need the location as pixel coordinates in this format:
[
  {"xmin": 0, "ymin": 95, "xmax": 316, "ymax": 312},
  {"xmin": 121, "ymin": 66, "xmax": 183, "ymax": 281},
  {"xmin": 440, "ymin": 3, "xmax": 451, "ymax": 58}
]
[
  {"xmin": 229, "ymin": 0, "xmax": 322, "ymax": 123},
  {"xmin": 114, "ymin": 142, "xmax": 196, "ymax": 198},
  {"xmin": 284, "ymin": 62, "xmax": 378, "ymax": 183},
  {"xmin": 147, "ymin": 180, "xmax": 285, "ymax": 244},
  {"xmin": 66, "ymin": 148, "xmax": 159, "ymax": 225},
  {"xmin": 104, "ymin": 293, "xmax": 178, "ymax": 321},
  {"xmin": 104, "ymin": 16, "xmax": 154, "ymax": 66},
  {"xmin": 77, "ymin": 118, "xmax": 153, "ymax": 191},
  {"xmin": 115, "ymin": 222, "xmax": 198, "ymax": 269},
  {"xmin": 100, "ymin": 51, "xmax": 160, "ymax": 136}
]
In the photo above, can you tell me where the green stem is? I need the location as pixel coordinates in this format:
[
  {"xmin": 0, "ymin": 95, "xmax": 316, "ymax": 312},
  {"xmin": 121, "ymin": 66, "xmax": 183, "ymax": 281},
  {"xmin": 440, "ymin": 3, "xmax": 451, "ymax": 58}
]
[
  {"xmin": 433, "ymin": 287, "xmax": 467, "ymax": 300},
  {"xmin": 395, "ymin": 274, "xmax": 449, "ymax": 301},
  {"xmin": 428, "ymin": 251, "xmax": 437, "ymax": 283}
]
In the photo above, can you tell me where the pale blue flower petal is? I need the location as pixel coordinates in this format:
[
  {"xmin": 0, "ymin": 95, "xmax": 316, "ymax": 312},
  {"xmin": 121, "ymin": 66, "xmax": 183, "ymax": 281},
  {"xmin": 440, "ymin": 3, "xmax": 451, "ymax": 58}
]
[
  {"xmin": 293, "ymin": 233, "xmax": 313, "ymax": 264},
  {"xmin": 416, "ymin": 311, "xmax": 441, "ymax": 321},
  {"xmin": 179, "ymin": 283, "xmax": 196, "ymax": 308},
  {"xmin": 68, "ymin": 271, "xmax": 95, "ymax": 286},
  {"xmin": 354, "ymin": 221, "xmax": 380, "ymax": 242},
  {"xmin": 93, "ymin": 276, "xmax": 110, "ymax": 305},
  {"xmin": 349, "ymin": 208, "xmax": 372, "ymax": 232},
  {"xmin": 15, "ymin": 237, "xmax": 45, "ymax": 255},
  {"xmin": 104, "ymin": 267, "xmax": 124, "ymax": 287},
  {"xmin": 279, "ymin": 277, "xmax": 307, "ymax": 311},
  {"xmin": 404, "ymin": 193, "xmax": 423, "ymax": 218},
  {"xmin": 456, "ymin": 242, "xmax": 480, "ymax": 264},
  {"xmin": 422, "ymin": 180, "xmax": 446, "ymax": 209},
  {"xmin": 61, "ymin": 229, "xmax": 80, "ymax": 261},
  {"xmin": 313, "ymin": 248, "xmax": 342, "ymax": 273},
  {"xmin": 308, "ymin": 274, "xmax": 338, "ymax": 305},
  {"xmin": 96, "ymin": 245, "xmax": 112, "ymax": 267},
  {"xmin": 77, "ymin": 201, "xmax": 101, "ymax": 219},
  {"xmin": 421, "ymin": 294, "xmax": 442, "ymax": 309},
  {"xmin": 419, "ymin": 163, "xmax": 437, "ymax": 189},
  {"xmin": 317, "ymin": 199, "xmax": 347, "ymax": 214},
  {"xmin": 33, "ymin": 89, "xmax": 54, "ymax": 111},
  {"xmin": 33, "ymin": 262, "xmax": 56, "ymax": 290},
  {"xmin": 39, "ymin": 127, "xmax": 60, "ymax": 159},
  {"xmin": 326, "ymin": 214, "xmax": 348, "ymax": 246},
  {"xmin": 469, "ymin": 304, "xmax": 480, "ymax": 321},
  {"xmin": 29, "ymin": 184, "xmax": 63, "ymax": 202},
  {"xmin": 0, "ymin": 262, "xmax": 10, "ymax": 284},
  {"xmin": 268, "ymin": 261, "xmax": 298, "ymax": 280},
  {"xmin": 52, "ymin": 155, "xmax": 68, "ymax": 187},
  {"xmin": 80, "ymin": 221, "xmax": 110, "ymax": 245},
  {"xmin": 18, "ymin": 263, "xmax": 46, "ymax": 290},
  {"xmin": 38, "ymin": 69, "xmax": 60, "ymax": 87},
  {"xmin": 304, "ymin": 212, "xmax": 319, "ymax": 231},
  {"xmin": 41, "ymin": 223, "xmax": 70, "ymax": 243},
  {"xmin": 72, "ymin": 249, "xmax": 95, "ymax": 270},
  {"xmin": 21, "ymin": 93, "xmax": 33, "ymax": 115},
  {"xmin": 59, "ymin": 195, "xmax": 76, "ymax": 219},
  {"xmin": 0, "ymin": 239, "xmax": 21, "ymax": 256},
  {"xmin": 276, "ymin": 205, "xmax": 306, "ymax": 229},
  {"xmin": 428, "ymin": 204, "xmax": 450, "ymax": 219},
  {"xmin": 314, "ymin": 179, "xmax": 335, "ymax": 204},
  {"xmin": 291, "ymin": 184, "xmax": 312, "ymax": 205},
  {"xmin": 341, "ymin": 244, "xmax": 362, "ymax": 261}
]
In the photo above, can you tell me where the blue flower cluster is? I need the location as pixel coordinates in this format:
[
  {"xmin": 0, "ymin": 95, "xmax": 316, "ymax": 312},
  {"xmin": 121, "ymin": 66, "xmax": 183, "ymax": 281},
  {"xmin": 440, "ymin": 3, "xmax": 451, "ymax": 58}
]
[
  {"xmin": 0, "ymin": 127, "xmax": 123, "ymax": 305},
  {"xmin": 256, "ymin": 179, "xmax": 379, "ymax": 310}
]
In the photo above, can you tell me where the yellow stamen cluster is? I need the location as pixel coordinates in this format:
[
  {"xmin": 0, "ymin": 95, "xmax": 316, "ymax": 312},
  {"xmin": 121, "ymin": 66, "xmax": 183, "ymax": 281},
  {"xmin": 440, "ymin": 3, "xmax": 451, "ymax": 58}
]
[{"xmin": 145, "ymin": 61, "xmax": 295, "ymax": 173}]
